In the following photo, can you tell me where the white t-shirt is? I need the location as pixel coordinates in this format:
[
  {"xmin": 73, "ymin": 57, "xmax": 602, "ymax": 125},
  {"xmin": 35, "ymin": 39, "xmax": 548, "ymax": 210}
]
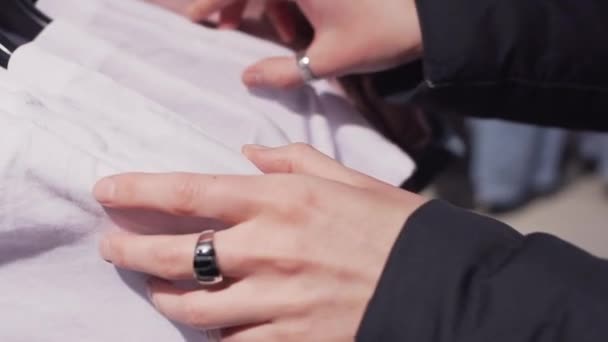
[{"xmin": 36, "ymin": 0, "xmax": 416, "ymax": 185}]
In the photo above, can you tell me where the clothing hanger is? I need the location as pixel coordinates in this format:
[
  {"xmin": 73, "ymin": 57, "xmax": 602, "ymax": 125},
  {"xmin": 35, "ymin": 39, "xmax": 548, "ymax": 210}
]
[
  {"xmin": 20, "ymin": 0, "xmax": 51, "ymax": 25},
  {"xmin": 0, "ymin": 0, "xmax": 51, "ymax": 68},
  {"xmin": 0, "ymin": 31, "xmax": 17, "ymax": 68},
  {"xmin": 0, "ymin": 0, "xmax": 51, "ymax": 43}
]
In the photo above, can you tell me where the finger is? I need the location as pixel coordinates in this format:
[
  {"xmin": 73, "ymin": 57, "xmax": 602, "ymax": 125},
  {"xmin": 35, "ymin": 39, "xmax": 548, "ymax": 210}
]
[
  {"xmin": 242, "ymin": 143, "xmax": 395, "ymax": 191},
  {"xmin": 266, "ymin": 0, "xmax": 296, "ymax": 43},
  {"xmin": 148, "ymin": 278, "xmax": 274, "ymax": 329},
  {"xmin": 221, "ymin": 324, "xmax": 281, "ymax": 342},
  {"xmin": 241, "ymin": 34, "xmax": 353, "ymax": 88},
  {"xmin": 187, "ymin": 0, "xmax": 233, "ymax": 22},
  {"xmin": 93, "ymin": 173, "xmax": 268, "ymax": 223},
  {"xmin": 100, "ymin": 232, "xmax": 200, "ymax": 280},
  {"xmin": 242, "ymin": 55, "xmax": 300, "ymax": 89},
  {"xmin": 219, "ymin": 0, "xmax": 247, "ymax": 29},
  {"xmin": 100, "ymin": 229, "xmax": 245, "ymax": 279}
]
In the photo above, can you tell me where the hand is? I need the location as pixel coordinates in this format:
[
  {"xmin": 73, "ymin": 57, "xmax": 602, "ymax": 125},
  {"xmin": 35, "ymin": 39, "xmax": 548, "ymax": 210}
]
[
  {"xmin": 186, "ymin": 0, "xmax": 423, "ymax": 88},
  {"xmin": 187, "ymin": 0, "xmax": 299, "ymax": 41},
  {"xmin": 93, "ymin": 144, "xmax": 426, "ymax": 341}
]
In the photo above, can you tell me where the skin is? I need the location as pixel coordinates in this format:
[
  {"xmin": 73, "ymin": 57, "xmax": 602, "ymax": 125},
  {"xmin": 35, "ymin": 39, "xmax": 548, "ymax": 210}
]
[
  {"xmin": 95, "ymin": 144, "xmax": 427, "ymax": 341},
  {"xmin": 184, "ymin": 0, "xmax": 423, "ymax": 88},
  {"xmin": 95, "ymin": 1, "xmax": 425, "ymax": 340}
]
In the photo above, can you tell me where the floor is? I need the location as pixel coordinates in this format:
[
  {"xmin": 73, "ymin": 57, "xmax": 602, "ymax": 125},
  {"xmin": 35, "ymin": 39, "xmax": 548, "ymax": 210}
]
[
  {"xmin": 494, "ymin": 175, "xmax": 608, "ymax": 258},
  {"xmin": 430, "ymin": 174, "xmax": 608, "ymax": 258}
]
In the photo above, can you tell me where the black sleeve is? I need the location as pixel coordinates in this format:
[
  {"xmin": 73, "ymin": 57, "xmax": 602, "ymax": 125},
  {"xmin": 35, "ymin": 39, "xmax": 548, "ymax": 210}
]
[
  {"xmin": 357, "ymin": 200, "xmax": 608, "ymax": 342},
  {"xmin": 411, "ymin": 0, "xmax": 608, "ymax": 131}
]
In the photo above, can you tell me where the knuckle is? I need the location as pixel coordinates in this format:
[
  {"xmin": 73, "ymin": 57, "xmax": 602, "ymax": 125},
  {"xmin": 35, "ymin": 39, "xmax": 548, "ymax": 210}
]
[
  {"xmin": 273, "ymin": 180, "xmax": 318, "ymax": 219},
  {"xmin": 153, "ymin": 243, "xmax": 184, "ymax": 279},
  {"xmin": 273, "ymin": 72, "xmax": 297, "ymax": 89},
  {"xmin": 271, "ymin": 257, "xmax": 304, "ymax": 276},
  {"xmin": 220, "ymin": 246, "xmax": 248, "ymax": 276},
  {"xmin": 182, "ymin": 301, "xmax": 208, "ymax": 328},
  {"xmin": 286, "ymin": 143, "xmax": 313, "ymax": 167},
  {"xmin": 170, "ymin": 174, "xmax": 204, "ymax": 216},
  {"xmin": 300, "ymin": 184, "xmax": 319, "ymax": 208},
  {"xmin": 292, "ymin": 179, "xmax": 320, "ymax": 209},
  {"xmin": 289, "ymin": 142, "xmax": 314, "ymax": 155}
]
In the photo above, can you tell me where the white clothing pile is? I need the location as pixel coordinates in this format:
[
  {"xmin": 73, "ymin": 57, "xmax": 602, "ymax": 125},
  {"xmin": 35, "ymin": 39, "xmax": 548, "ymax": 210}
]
[{"xmin": 0, "ymin": 1, "xmax": 414, "ymax": 341}]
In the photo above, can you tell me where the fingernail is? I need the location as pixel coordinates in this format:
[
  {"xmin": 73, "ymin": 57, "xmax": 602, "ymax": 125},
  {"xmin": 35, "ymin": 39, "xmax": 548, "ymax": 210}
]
[
  {"xmin": 243, "ymin": 69, "xmax": 263, "ymax": 87},
  {"xmin": 94, "ymin": 177, "xmax": 115, "ymax": 204}
]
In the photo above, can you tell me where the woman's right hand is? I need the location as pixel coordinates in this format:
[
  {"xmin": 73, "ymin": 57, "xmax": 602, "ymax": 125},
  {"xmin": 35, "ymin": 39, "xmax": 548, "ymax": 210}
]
[{"xmin": 185, "ymin": 0, "xmax": 423, "ymax": 89}]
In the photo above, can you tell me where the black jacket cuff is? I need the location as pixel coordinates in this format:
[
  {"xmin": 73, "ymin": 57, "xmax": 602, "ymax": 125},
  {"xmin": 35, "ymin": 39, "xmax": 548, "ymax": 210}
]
[
  {"xmin": 412, "ymin": 0, "xmax": 608, "ymax": 131},
  {"xmin": 356, "ymin": 200, "xmax": 522, "ymax": 341},
  {"xmin": 356, "ymin": 200, "xmax": 608, "ymax": 341}
]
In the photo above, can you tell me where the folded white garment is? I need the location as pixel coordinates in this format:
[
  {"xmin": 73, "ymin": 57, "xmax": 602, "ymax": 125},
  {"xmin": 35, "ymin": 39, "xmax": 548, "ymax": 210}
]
[
  {"xmin": 34, "ymin": 21, "xmax": 290, "ymax": 151},
  {"xmin": 0, "ymin": 57, "xmax": 254, "ymax": 341},
  {"xmin": 36, "ymin": 0, "xmax": 416, "ymax": 186},
  {"xmin": 7, "ymin": 43, "xmax": 256, "ymax": 173}
]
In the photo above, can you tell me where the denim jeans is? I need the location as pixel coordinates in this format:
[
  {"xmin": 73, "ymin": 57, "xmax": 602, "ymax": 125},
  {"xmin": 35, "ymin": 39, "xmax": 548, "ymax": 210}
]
[
  {"xmin": 467, "ymin": 119, "xmax": 567, "ymax": 204},
  {"xmin": 580, "ymin": 132, "xmax": 608, "ymax": 181}
]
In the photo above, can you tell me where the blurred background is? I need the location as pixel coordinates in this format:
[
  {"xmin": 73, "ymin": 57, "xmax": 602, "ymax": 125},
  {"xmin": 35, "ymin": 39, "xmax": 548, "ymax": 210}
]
[
  {"xmin": 428, "ymin": 120, "xmax": 608, "ymax": 259},
  {"xmin": 336, "ymin": 63, "xmax": 608, "ymax": 259}
]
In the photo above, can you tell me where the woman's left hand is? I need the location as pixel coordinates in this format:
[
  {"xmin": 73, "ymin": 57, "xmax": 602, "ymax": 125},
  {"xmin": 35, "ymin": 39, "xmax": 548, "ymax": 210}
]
[{"xmin": 93, "ymin": 143, "xmax": 426, "ymax": 341}]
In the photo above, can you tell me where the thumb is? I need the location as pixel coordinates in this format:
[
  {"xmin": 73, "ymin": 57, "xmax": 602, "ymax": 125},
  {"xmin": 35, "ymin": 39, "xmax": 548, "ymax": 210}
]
[
  {"xmin": 187, "ymin": 0, "xmax": 234, "ymax": 22},
  {"xmin": 242, "ymin": 34, "xmax": 353, "ymax": 89},
  {"xmin": 266, "ymin": 0, "xmax": 297, "ymax": 43},
  {"xmin": 242, "ymin": 144, "xmax": 394, "ymax": 191},
  {"xmin": 242, "ymin": 56, "xmax": 302, "ymax": 89},
  {"xmin": 218, "ymin": 1, "xmax": 247, "ymax": 29}
]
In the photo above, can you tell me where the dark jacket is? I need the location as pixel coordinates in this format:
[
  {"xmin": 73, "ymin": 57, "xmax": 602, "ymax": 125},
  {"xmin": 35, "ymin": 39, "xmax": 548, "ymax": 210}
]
[
  {"xmin": 358, "ymin": 1, "xmax": 608, "ymax": 341},
  {"xmin": 412, "ymin": 0, "xmax": 608, "ymax": 131}
]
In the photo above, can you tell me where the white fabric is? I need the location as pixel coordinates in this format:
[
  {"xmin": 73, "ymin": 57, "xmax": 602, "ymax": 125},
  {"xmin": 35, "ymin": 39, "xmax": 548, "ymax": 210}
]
[
  {"xmin": 37, "ymin": 0, "xmax": 416, "ymax": 185},
  {"xmin": 7, "ymin": 44, "xmax": 256, "ymax": 172},
  {"xmin": 34, "ymin": 21, "xmax": 289, "ymax": 151},
  {"xmin": 0, "ymin": 1, "xmax": 415, "ymax": 341},
  {"xmin": 0, "ymin": 46, "xmax": 262, "ymax": 340}
]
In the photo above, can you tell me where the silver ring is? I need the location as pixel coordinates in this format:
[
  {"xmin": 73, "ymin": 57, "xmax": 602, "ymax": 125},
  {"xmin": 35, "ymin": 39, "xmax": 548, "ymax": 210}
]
[
  {"xmin": 193, "ymin": 230, "xmax": 223, "ymax": 286},
  {"xmin": 296, "ymin": 51, "xmax": 318, "ymax": 83}
]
